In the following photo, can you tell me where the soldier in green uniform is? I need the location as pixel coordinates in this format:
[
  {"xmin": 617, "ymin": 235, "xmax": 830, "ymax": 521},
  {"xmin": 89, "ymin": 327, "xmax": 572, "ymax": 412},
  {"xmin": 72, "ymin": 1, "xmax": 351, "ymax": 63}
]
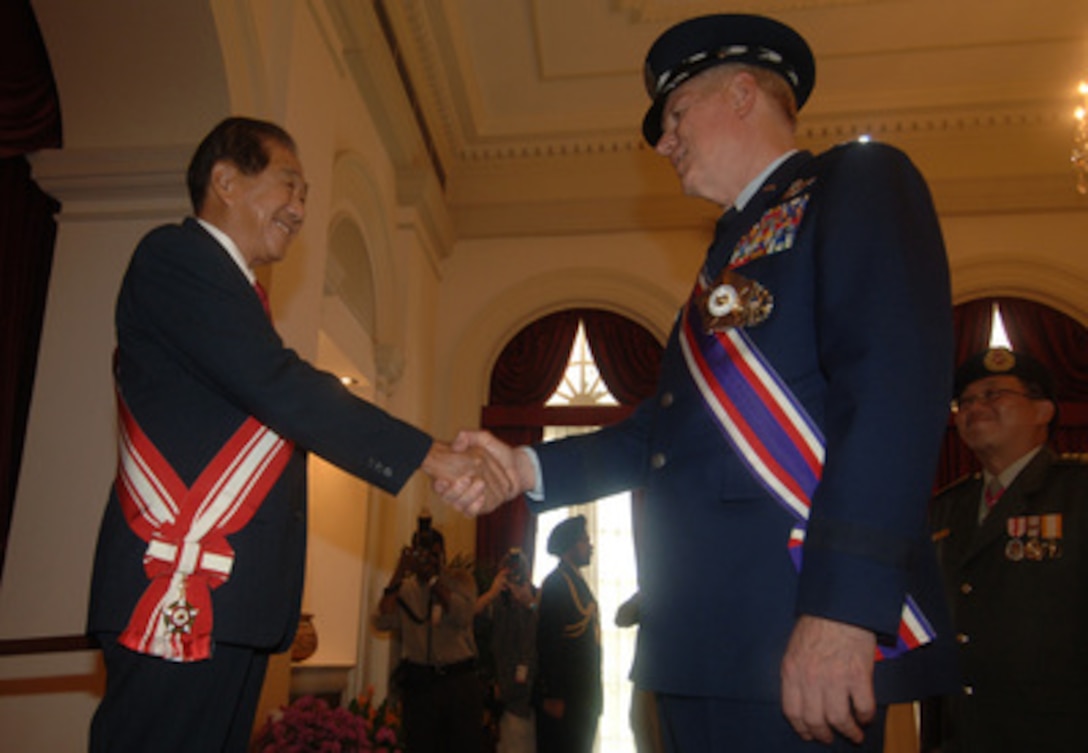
[{"xmin": 928, "ymin": 348, "xmax": 1088, "ymax": 753}]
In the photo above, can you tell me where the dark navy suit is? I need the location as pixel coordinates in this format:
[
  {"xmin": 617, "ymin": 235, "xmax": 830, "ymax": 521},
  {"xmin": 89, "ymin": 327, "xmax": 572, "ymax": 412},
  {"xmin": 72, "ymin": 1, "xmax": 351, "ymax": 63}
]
[
  {"xmin": 88, "ymin": 218, "xmax": 432, "ymax": 751},
  {"xmin": 532, "ymin": 144, "xmax": 959, "ymax": 733}
]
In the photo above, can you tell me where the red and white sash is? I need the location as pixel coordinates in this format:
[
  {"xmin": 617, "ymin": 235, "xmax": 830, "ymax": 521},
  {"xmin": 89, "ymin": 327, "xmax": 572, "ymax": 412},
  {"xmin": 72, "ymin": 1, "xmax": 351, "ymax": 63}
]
[
  {"xmin": 679, "ymin": 273, "xmax": 934, "ymax": 659},
  {"xmin": 114, "ymin": 390, "xmax": 294, "ymax": 662}
]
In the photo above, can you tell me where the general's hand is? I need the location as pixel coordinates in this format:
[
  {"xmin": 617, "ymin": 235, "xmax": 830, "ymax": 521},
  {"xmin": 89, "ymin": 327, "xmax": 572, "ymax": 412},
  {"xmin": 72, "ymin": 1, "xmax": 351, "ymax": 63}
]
[
  {"xmin": 422, "ymin": 440, "xmax": 513, "ymax": 514},
  {"xmin": 780, "ymin": 614, "xmax": 877, "ymax": 745},
  {"xmin": 439, "ymin": 430, "xmax": 536, "ymax": 516}
]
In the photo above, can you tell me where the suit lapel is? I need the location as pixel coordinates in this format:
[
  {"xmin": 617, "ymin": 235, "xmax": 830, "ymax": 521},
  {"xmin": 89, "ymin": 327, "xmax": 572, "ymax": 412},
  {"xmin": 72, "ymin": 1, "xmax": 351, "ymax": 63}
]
[{"xmin": 182, "ymin": 217, "xmax": 267, "ymax": 317}]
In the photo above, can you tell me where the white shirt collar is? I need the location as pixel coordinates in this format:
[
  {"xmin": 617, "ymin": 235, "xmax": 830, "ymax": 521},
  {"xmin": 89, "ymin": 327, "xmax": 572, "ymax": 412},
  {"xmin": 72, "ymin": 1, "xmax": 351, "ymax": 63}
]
[
  {"xmin": 735, "ymin": 150, "xmax": 799, "ymax": 211},
  {"xmin": 984, "ymin": 445, "xmax": 1044, "ymax": 492},
  {"xmin": 196, "ymin": 218, "xmax": 255, "ymax": 285}
]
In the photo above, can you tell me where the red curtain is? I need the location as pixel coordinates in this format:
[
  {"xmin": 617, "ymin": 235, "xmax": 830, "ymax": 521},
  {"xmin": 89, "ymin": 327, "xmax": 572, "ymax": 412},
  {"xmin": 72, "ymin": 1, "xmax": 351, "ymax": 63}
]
[
  {"xmin": 937, "ymin": 297, "xmax": 1088, "ymax": 488},
  {"xmin": 476, "ymin": 309, "xmax": 663, "ymax": 575},
  {"xmin": 487, "ymin": 311, "xmax": 581, "ymax": 406},
  {"xmin": 998, "ymin": 297, "xmax": 1088, "ymax": 401},
  {"xmin": 582, "ymin": 309, "xmax": 664, "ymax": 405},
  {"xmin": 0, "ymin": 0, "xmax": 62, "ymax": 578},
  {"xmin": 0, "ymin": 0, "xmax": 62, "ymax": 158}
]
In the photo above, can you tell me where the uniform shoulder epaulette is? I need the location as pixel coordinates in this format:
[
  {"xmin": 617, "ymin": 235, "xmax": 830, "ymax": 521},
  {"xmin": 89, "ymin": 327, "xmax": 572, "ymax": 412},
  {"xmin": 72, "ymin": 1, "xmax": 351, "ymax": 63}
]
[
  {"xmin": 1056, "ymin": 452, "xmax": 1088, "ymax": 467},
  {"xmin": 932, "ymin": 472, "xmax": 979, "ymax": 499}
]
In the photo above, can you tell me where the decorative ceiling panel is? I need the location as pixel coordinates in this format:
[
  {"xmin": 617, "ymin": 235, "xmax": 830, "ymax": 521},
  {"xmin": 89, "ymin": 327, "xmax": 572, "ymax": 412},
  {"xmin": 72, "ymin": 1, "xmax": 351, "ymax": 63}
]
[{"xmin": 372, "ymin": 0, "xmax": 1088, "ymax": 236}]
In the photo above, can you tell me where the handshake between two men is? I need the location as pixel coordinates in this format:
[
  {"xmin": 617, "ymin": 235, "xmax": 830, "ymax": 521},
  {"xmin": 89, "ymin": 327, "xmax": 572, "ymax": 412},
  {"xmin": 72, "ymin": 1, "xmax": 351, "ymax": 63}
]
[{"xmin": 420, "ymin": 431, "xmax": 531, "ymax": 516}]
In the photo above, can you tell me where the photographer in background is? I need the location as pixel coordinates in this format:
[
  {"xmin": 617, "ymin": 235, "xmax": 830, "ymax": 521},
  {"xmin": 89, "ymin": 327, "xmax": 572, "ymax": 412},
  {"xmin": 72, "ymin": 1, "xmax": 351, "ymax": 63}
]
[
  {"xmin": 375, "ymin": 513, "xmax": 483, "ymax": 753},
  {"xmin": 476, "ymin": 548, "xmax": 540, "ymax": 753}
]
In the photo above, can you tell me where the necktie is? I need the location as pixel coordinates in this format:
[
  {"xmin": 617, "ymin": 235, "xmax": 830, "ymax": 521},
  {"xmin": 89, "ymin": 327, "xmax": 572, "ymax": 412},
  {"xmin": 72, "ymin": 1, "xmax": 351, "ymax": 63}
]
[
  {"xmin": 253, "ymin": 281, "xmax": 271, "ymax": 319},
  {"xmin": 984, "ymin": 479, "xmax": 1005, "ymax": 510},
  {"xmin": 703, "ymin": 206, "xmax": 741, "ymax": 279}
]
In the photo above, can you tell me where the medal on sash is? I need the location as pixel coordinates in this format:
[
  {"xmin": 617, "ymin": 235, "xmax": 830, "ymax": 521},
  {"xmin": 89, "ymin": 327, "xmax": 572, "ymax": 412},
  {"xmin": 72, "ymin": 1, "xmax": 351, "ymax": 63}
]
[
  {"xmin": 1005, "ymin": 516, "xmax": 1026, "ymax": 561},
  {"xmin": 696, "ymin": 269, "xmax": 774, "ymax": 332},
  {"xmin": 678, "ymin": 294, "xmax": 936, "ymax": 660},
  {"xmin": 114, "ymin": 385, "xmax": 293, "ymax": 662}
]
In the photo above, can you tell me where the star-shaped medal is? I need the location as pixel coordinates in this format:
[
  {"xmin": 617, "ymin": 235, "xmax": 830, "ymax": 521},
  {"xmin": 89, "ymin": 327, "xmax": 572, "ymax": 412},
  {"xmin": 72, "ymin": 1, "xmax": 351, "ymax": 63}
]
[{"xmin": 163, "ymin": 599, "xmax": 199, "ymax": 635}]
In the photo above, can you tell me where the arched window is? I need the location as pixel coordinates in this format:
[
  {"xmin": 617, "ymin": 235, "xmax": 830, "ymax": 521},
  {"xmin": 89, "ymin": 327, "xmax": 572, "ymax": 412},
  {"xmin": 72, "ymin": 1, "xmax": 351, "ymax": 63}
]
[
  {"xmin": 478, "ymin": 309, "xmax": 663, "ymax": 753},
  {"xmin": 532, "ymin": 321, "xmax": 637, "ymax": 753},
  {"xmin": 988, "ymin": 302, "xmax": 1012, "ymax": 349},
  {"xmin": 477, "ymin": 309, "xmax": 662, "ymax": 567}
]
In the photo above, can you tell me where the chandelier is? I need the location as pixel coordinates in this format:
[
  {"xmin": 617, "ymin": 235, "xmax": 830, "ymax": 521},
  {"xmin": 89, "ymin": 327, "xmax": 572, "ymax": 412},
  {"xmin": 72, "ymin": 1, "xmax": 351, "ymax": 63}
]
[{"xmin": 1075, "ymin": 80, "xmax": 1088, "ymax": 195}]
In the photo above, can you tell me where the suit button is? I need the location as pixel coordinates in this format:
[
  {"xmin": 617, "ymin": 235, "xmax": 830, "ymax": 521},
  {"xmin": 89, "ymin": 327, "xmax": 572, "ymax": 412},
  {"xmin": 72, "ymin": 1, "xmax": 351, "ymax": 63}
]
[
  {"xmin": 650, "ymin": 453, "xmax": 667, "ymax": 470},
  {"xmin": 660, "ymin": 392, "xmax": 674, "ymax": 408},
  {"xmin": 956, "ymin": 632, "xmax": 970, "ymax": 645},
  {"xmin": 963, "ymin": 685, "xmax": 974, "ymax": 696},
  {"xmin": 960, "ymin": 582, "xmax": 973, "ymax": 595}
]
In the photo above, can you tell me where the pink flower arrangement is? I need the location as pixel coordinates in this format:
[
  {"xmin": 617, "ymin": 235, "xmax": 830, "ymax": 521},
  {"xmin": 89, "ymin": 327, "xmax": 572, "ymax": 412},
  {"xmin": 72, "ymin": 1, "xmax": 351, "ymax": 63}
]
[
  {"xmin": 252, "ymin": 690, "xmax": 403, "ymax": 753},
  {"xmin": 348, "ymin": 687, "xmax": 404, "ymax": 753}
]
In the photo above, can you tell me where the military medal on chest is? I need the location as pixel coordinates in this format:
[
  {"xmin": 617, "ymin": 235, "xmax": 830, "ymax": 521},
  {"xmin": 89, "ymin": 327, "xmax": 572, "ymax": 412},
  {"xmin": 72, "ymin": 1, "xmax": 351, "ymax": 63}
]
[
  {"xmin": 696, "ymin": 269, "xmax": 774, "ymax": 332},
  {"xmin": 1005, "ymin": 513, "xmax": 1063, "ymax": 561},
  {"xmin": 1042, "ymin": 513, "xmax": 1064, "ymax": 559},
  {"xmin": 1024, "ymin": 515, "xmax": 1045, "ymax": 561},
  {"xmin": 697, "ymin": 178, "xmax": 814, "ymax": 334},
  {"xmin": 1005, "ymin": 516, "xmax": 1026, "ymax": 561}
]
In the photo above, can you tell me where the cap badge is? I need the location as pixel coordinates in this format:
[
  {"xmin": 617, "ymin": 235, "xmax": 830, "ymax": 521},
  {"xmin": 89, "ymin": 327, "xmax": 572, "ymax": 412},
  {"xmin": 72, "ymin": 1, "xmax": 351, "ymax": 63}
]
[{"xmin": 983, "ymin": 348, "xmax": 1016, "ymax": 374}]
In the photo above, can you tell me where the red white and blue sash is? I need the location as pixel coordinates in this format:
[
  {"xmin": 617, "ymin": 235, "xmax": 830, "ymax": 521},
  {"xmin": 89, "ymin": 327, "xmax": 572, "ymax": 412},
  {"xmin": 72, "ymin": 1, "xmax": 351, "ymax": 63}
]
[
  {"xmin": 114, "ymin": 389, "xmax": 294, "ymax": 662},
  {"xmin": 679, "ymin": 273, "xmax": 934, "ymax": 659}
]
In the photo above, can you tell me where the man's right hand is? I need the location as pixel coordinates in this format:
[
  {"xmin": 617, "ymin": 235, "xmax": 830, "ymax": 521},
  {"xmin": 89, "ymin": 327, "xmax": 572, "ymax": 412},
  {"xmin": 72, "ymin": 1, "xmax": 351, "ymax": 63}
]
[
  {"xmin": 421, "ymin": 438, "xmax": 517, "ymax": 514},
  {"xmin": 434, "ymin": 430, "xmax": 537, "ymax": 516}
]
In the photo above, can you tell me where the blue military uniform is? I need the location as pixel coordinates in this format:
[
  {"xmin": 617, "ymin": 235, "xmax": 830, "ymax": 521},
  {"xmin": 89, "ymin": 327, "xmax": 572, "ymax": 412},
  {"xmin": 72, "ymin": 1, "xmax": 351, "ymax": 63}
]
[
  {"xmin": 533, "ymin": 143, "xmax": 958, "ymax": 709},
  {"xmin": 529, "ymin": 15, "xmax": 960, "ymax": 749}
]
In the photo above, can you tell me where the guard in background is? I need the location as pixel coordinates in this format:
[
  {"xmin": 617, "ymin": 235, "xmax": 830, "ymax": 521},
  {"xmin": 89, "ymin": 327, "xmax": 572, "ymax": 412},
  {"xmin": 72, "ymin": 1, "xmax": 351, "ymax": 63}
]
[
  {"xmin": 927, "ymin": 347, "xmax": 1088, "ymax": 753},
  {"xmin": 535, "ymin": 515, "xmax": 601, "ymax": 753}
]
